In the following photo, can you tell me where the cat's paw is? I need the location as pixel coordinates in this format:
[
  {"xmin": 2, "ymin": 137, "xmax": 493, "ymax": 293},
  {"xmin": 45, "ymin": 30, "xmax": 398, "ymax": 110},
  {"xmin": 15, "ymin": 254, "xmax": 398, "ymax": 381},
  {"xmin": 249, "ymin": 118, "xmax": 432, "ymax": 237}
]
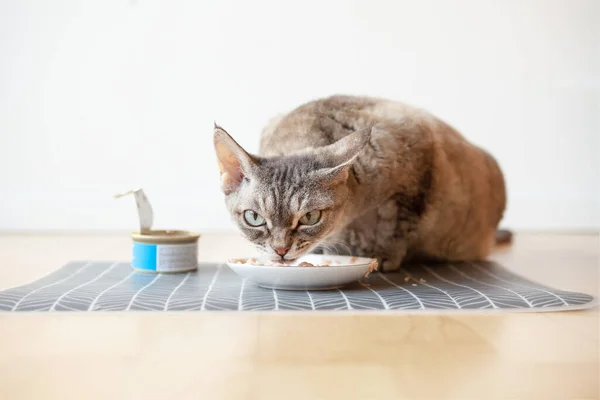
[{"xmin": 379, "ymin": 257, "xmax": 402, "ymax": 272}]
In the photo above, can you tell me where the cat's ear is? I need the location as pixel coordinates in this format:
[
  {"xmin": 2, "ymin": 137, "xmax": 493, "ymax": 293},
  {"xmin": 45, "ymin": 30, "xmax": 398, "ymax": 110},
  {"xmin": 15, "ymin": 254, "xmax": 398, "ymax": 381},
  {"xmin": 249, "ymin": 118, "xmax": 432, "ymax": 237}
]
[
  {"xmin": 315, "ymin": 127, "xmax": 372, "ymax": 185},
  {"xmin": 326, "ymin": 126, "xmax": 372, "ymax": 166},
  {"xmin": 213, "ymin": 123, "xmax": 257, "ymax": 195}
]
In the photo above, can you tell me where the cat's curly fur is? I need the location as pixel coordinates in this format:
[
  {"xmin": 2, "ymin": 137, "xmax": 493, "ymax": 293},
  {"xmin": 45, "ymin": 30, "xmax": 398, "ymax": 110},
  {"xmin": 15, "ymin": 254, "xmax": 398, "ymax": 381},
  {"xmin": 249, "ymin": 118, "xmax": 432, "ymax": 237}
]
[{"xmin": 214, "ymin": 95, "xmax": 507, "ymax": 271}]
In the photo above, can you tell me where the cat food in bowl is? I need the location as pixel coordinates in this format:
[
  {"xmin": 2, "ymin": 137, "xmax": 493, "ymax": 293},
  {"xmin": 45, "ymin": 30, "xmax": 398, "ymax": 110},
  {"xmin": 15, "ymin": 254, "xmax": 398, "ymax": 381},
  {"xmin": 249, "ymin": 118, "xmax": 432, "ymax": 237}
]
[
  {"xmin": 226, "ymin": 254, "xmax": 378, "ymax": 290},
  {"xmin": 229, "ymin": 257, "xmax": 339, "ymax": 267}
]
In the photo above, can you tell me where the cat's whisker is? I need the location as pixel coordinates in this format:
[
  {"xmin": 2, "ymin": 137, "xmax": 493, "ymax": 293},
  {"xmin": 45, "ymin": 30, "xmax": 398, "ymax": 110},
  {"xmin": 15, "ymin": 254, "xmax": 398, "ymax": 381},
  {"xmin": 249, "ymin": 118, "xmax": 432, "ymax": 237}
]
[
  {"xmin": 325, "ymin": 239, "xmax": 351, "ymax": 248},
  {"xmin": 314, "ymin": 242, "xmax": 339, "ymax": 255},
  {"xmin": 251, "ymin": 244, "xmax": 269, "ymax": 256},
  {"xmin": 317, "ymin": 240, "xmax": 352, "ymax": 256}
]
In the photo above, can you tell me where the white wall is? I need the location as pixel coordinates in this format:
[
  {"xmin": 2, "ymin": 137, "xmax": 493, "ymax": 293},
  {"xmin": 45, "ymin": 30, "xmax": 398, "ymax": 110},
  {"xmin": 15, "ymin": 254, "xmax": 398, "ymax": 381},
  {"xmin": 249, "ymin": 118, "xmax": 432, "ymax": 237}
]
[{"xmin": 1, "ymin": 0, "xmax": 598, "ymax": 232}]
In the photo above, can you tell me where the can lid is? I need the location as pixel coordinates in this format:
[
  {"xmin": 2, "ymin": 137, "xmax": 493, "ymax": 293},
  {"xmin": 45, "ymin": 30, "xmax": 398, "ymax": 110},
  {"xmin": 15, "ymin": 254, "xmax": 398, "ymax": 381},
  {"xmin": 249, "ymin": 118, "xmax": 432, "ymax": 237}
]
[
  {"xmin": 114, "ymin": 188, "xmax": 153, "ymax": 234},
  {"xmin": 131, "ymin": 230, "xmax": 201, "ymax": 244}
]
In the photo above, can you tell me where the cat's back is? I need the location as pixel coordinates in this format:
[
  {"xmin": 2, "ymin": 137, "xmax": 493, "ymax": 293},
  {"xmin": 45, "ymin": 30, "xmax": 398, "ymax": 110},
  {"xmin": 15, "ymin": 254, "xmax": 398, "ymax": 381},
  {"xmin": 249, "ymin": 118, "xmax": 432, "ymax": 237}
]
[
  {"xmin": 257, "ymin": 95, "xmax": 506, "ymax": 264},
  {"xmin": 259, "ymin": 95, "xmax": 443, "ymax": 156}
]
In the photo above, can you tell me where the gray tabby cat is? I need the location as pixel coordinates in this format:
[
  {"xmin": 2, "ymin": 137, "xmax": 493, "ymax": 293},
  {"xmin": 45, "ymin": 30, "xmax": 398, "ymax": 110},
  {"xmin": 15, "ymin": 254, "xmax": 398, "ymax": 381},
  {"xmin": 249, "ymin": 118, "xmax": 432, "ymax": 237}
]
[{"xmin": 214, "ymin": 95, "xmax": 508, "ymax": 271}]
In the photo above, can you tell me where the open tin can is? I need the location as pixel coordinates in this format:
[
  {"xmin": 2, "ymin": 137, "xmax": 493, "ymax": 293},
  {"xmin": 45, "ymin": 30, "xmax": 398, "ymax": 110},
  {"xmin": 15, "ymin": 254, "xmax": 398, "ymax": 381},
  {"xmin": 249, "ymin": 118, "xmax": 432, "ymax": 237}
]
[
  {"xmin": 116, "ymin": 189, "xmax": 200, "ymax": 274},
  {"xmin": 131, "ymin": 230, "xmax": 200, "ymax": 273}
]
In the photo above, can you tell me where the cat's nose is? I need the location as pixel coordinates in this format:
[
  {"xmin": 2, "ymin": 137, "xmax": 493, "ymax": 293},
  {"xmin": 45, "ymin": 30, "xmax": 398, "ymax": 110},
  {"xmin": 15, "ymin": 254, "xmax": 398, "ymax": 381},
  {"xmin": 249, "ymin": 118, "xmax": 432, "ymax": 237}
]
[{"xmin": 273, "ymin": 246, "xmax": 290, "ymax": 256}]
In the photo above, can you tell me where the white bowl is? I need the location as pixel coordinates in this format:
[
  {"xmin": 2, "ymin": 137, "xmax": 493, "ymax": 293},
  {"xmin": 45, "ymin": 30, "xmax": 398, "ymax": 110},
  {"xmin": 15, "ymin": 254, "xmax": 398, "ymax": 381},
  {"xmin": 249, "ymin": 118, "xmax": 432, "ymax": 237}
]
[{"xmin": 226, "ymin": 254, "xmax": 377, "ymax": 290}]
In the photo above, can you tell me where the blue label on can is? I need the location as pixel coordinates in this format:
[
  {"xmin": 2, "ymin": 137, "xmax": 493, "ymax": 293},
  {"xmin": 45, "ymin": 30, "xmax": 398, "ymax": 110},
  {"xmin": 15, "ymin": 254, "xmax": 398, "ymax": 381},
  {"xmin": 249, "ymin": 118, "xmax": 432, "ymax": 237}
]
[{"xmin": 132, "ymin": 242, "xmax": 157, "ymax": 271}]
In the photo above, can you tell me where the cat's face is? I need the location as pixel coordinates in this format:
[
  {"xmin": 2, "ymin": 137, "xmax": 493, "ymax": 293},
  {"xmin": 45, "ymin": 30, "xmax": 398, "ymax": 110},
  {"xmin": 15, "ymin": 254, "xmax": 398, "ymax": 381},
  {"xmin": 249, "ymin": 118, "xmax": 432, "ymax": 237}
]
[
  {"xmin": 222, "ymin": 161, "xmax": 349, "ymax": 260},
  {"xmin": 214, "ymin": 124, "xmax": 369, "ymax": 261}
]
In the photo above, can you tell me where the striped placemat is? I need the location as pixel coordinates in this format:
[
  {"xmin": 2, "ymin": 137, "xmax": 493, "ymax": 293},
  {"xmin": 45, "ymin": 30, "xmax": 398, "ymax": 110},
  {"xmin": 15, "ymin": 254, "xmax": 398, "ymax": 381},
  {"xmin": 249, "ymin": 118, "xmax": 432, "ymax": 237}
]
[{"xmin": 0, "ymin": 261, "xmax": 595, "ymax": 312}]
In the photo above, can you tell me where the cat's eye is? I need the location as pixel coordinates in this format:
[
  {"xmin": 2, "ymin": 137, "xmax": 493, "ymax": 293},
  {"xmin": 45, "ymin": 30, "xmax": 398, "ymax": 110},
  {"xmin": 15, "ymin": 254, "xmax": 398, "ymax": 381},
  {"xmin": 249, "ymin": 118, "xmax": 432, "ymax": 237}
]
[
  {"xmin": 299, "ymin": 210, "xmax": 322, "ymax": 226},
  {"xmin": 243, "ymin": 210, "xmax": 266, "ymax": 227}
]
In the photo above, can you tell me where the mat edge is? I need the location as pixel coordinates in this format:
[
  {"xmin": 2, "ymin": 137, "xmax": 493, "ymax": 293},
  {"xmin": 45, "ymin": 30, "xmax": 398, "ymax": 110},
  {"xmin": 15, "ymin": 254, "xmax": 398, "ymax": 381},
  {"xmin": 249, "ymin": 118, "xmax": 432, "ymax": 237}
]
[{"xmin": 2, "ymin": 296, "xmax": 597, "ymax": 315}]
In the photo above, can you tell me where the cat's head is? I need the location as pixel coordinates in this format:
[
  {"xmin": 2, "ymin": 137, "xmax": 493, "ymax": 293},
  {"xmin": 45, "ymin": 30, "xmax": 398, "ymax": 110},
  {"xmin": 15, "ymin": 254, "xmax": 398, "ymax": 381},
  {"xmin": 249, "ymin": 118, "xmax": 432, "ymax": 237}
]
[{"xmin": 213, "ymin": 124, "xmax": 369, "ymax": 261}]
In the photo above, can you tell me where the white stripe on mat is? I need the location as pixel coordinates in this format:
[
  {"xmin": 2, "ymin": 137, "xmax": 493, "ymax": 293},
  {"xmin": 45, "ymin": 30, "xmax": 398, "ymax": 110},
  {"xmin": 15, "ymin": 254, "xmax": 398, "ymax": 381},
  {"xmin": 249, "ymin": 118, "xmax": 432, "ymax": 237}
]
[
  {"xmin": 425, "ymin": 266, "xmax": 498, "ymax": 309},
  {"xmin": 11, "ymin": 262, "xmax": 93, "ymax": 311},
  {"xmin": 200, "ymin": 265, "xmax": 221, "ymax": 311},
  {"xmin": 164, "ymin": 272, "xmax": 192, "ymax": 311},
  {"xmin": 50, "ymin": 262, "xmax": 120, "ymax": 311},
  {"xmin": 471, "ymin": 263, "xmax": 568, "ymax": 306},
  {"xmin": 88, "ymin": 270, "xmax": 135, "ymax": 311},
  {"xmin": 126, "ymin": 274, "xmax": 161, "ymax": 311},
  {"xmin": 378, "ymin": 272, "xmax": 425, "ymax": 310}
]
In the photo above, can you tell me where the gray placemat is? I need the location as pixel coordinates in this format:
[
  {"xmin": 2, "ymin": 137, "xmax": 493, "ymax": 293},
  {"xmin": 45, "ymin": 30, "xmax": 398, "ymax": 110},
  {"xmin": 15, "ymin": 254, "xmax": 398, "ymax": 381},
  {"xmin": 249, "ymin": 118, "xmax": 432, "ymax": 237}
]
[{"xmin": 0, "ymin": 261, "xmax": 595, "ymax": 312}]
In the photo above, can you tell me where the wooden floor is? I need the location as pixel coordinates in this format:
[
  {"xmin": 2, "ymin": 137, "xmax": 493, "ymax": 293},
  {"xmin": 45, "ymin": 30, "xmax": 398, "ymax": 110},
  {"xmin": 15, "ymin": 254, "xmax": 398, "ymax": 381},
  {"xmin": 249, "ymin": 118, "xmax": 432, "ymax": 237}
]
[{"xmin": 0, "ymin": 233, "xmax": 598, "ymax": 399}]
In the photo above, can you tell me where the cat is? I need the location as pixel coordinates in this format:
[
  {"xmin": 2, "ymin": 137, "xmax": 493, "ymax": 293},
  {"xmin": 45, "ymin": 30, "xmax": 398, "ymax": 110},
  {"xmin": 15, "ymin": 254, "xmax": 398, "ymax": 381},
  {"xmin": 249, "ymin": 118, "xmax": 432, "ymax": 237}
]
[{"xmin": 213, "ymin": 95, "xmax": 509, "ymax": 271}]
